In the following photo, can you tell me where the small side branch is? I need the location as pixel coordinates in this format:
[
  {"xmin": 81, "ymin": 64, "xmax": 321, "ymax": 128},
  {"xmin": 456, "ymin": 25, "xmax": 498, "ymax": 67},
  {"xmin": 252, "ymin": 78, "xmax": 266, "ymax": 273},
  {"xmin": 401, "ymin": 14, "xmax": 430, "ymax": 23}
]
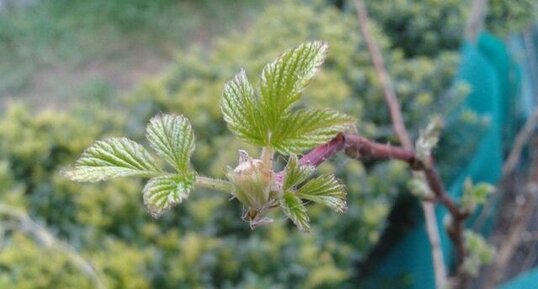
[
  {"xmin": 0, "ymin": 204, "xmax": 106, "ymax": 289},
  {"xmin": 483, "ymin": 112, "xmax": 538, "ymax": 289},
  {"xmin": 483, "ymin": 183, "xmax": 536, "ymax": 289},
  {"xmin": 353, "ymin": 0, "xmax": 412, "ymax": 150},
  {"xmin": 297, "ymin": 133, "xmax": 468, "ymax": 280},
  {"xmin": 503, "ymin": 108, "xmax": 538, "ymax": 175},
  {"xmin": 465, "ymin": 0, "xmax": 490, "ymax": 42},
  {"xmin": 353, "ymin": 0, "xmax": 452, "ymax": 287}
]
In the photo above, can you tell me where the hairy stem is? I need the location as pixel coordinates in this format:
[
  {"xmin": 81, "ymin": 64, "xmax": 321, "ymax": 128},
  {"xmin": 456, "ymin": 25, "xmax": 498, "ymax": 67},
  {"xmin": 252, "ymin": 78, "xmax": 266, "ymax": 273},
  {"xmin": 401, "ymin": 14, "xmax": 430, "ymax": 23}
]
[
  {"xmin": 299, "ymin": 133, "xmax": 346, "ymax": 167},
  {"xmin": 196, "ymin": 176, "xmax": 233, "ymax": 193},
  {"xmin": 296, "ymin": 133, "xmax": 467, "ymax": 280},
  {"xmin": 261, "ymin": 147, "xmax": 274, "ymax": 168}
]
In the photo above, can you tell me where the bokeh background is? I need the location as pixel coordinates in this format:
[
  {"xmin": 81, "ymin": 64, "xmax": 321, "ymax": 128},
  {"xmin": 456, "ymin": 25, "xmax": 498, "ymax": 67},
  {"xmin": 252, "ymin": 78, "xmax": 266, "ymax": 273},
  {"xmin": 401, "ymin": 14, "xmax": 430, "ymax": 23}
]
[{"xmin": 0, "ymin": 0, "xmax": 537, "ymax": 288}]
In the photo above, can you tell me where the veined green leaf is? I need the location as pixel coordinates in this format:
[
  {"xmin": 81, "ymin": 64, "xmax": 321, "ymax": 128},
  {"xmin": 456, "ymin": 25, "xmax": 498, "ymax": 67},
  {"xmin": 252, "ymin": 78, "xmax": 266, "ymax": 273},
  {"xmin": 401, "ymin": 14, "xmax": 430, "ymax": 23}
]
[
  {"xmin": 259, "ymin": 41, "xmax": 328, "ymax": 125},
  {"xmin": 283, "ymin": 154, "xmax": 315, "ymax": 191},
  {"xmin": 146, "ymin": 114, "xmax": 195, "ymax": 173},
  {"xmin": 280, "ymin": 191, "xmax": 310, "ymax": 232},
  {"xmin": 275, "ymin": 109, "xmax": 353, "ymax": 154},
  {"xmin": 416, "ymin": 116, "xmax": 442, "ymax": 162},
  {"xmin": 222, "ymin": 69, "xmax": 265, "ymax": 145},
  {"xmin": 463, "ymin": 230, "xmax": 495, "ymax": 276},
  {"xmin": 65, "ymin": 137, "xmax": 160, "ymax": 182},
  {"xmin": 461, "ymin": 179, "xmax": 494, "ymax": 211},
  {"xmin": 221, "ymin": 41, "xmax": 352, "ymax": 153},
  {"xmin": 297, "ymin": 175, "xmax": 347, "ymax": 212},
  {"xmin": 143, "ymin": 173, "xmax": 195, "ymax": 218}
]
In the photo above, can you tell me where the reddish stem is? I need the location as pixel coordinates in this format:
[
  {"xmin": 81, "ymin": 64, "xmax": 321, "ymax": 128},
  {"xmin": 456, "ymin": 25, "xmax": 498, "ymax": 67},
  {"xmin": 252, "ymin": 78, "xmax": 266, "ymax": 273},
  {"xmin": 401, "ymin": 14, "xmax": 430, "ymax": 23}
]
[
  {"xmin": 291, "ymin": 133, "xmax": 467, "ymax": 267},
  {"xmin": 299, "ymin": 133, "xmax": 346, "ymax": 167},
  {"xmin": 343, "ymin": 134, "xmax": 419, "ymax": 165}
]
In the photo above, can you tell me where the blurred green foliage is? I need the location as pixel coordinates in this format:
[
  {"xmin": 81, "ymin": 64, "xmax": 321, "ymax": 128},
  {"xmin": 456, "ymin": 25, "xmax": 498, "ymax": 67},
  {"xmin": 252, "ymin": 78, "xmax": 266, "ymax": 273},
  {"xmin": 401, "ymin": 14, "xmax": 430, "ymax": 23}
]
[
  {"xmin": 0, "ymin": 0, "xmax": 261, "ymax": 98},
  {"xmin": 0, "ymin": 0, "xmax": 535, "ymax": 288},
  {"xmin": 366, "ymin": 0, "xmax": 536, "ymax": 56},
  {"xmin": 486, "ymin": 0, "xmax": 537, "ymax": 36}
]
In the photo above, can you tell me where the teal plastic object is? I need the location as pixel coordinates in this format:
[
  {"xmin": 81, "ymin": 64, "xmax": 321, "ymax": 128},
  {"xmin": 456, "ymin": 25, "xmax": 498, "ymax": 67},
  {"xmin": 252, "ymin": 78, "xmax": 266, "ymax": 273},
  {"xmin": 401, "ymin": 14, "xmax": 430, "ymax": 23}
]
[
  {"xmin": 364, "ymin": 32, "xmax": 509, "ymax": 289},
  {"xmin": 476, "ymin": 33, "xmax": 522, "ymax": 152}
]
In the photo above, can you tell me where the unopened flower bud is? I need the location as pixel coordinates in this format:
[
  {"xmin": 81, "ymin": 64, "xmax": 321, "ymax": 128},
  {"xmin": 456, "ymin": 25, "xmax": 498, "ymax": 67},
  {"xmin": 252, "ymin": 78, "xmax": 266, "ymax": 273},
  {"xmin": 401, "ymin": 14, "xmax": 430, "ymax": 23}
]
[{"xmin": 227, "ymin": 151, "xmax": 274, "ymax": 215}]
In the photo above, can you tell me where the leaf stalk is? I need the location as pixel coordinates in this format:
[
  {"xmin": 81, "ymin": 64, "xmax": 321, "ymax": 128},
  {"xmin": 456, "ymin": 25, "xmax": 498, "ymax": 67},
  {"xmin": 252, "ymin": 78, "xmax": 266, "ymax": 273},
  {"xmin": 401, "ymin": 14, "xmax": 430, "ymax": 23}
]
[{"xmin": 196, "ymin": 176, "xmax": 234, "ymax": 193}]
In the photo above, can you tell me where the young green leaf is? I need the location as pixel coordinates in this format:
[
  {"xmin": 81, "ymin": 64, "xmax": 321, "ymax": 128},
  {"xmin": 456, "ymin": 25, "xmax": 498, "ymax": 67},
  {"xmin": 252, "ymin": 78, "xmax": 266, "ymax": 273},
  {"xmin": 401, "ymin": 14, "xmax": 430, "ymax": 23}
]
[
  {"xmin": 146, "ymin": 114, "xmax": 195, "ymax": 173},
  {"xmin": 415, "ymin": 116, "xmax": 442, "ymax": 162},
  {"xmin": 259, "ymin": 41, "xmax": 328, "ymax": 125},
  {"xmin": 407, "ymin": 173, "xmax": 433, "ymax": 200},
  {"xmin": 221, "ymin": 41, "xmax": 353, "ymax": 153},
  {"xmin": 65, "ymin": 137, "xmax": 160, "ymax": 182},
  {"xmin": 275, "ymin": 109, "xmax": 354, "ymax": 154},
  {"xmin": 297, "ymin": 175, "xmax": 347, "ymax": 212},
  {"xmin": 280, "ymin": 191, "xmax": 310, "ymax": 232},
  {"xmin": 462, "ymin": 230, "xmax": 495, "ymax": 276},
  {"xmin": 221, "ymin": 69, "xmax": 265, "ymax": 146},
  {"xmin": 283, "ymin": 154, "xmax": 315, "ymax": 191},
  {"xmin": 461, "ymin": 179, "xmax": 495, "ymax": 212},
  {"xmin": 143, "ymin": 173, "xmax": 196, "ymax": 218}
]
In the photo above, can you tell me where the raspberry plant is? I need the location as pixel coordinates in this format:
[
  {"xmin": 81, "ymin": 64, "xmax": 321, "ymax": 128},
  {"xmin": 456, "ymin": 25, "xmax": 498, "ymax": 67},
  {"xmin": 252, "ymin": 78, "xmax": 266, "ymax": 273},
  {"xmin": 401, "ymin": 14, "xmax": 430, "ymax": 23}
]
[
  {"xmin": 64, "ymin": 40, "xmax": 497, "ymax": 286},
  {"xmin": 66, "ymin": 41, "xmax": 354, "ymax": 231}
]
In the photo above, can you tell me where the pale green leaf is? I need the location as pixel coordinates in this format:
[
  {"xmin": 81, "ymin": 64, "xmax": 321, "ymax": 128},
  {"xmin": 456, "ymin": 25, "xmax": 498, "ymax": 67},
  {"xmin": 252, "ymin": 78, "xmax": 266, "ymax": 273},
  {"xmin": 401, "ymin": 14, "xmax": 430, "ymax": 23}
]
[
  {"xmin": 415, "ymin": 116, "xmax": 442, "ymax": 162},
  {"xmin": 221, "ymin": 69, "xmax": 265, "ymax": 145},
  {"xmin": 221, "ymin": 41, "xmax": 352, "ymax": 152},
  {"xmin": 283, "ymin": 154, "xmax": 315, "ymax": 191},
  {"xmin": 259, "ymin": 41, "xmax": 328, "ymax": 125},
  {"xmin": 275, "ymin": 109, "xmax": 353, "ymax": 154},
  {"xmin": 280, "ymin": 191, "xmax": 310, "ymax": 232},
  {"xmin": 407, "ymin": 174, "xmax": 433, "ymax": 199},
  {"xmin": 143, "ymin": 173, "xmax": 195, "ymax": 218},
  {"xmin": 462, "ymin": 230, "xmax": 494, "ymax": 276},
  {"xmin": 461, "ymin": 179, "xmax": 494, "ymax": 211},
  {"xmin": 65, "ymin": 137, "xmax": 160, "ymax": 182},
  {"xmin": 297, "ymin": 175, "xmax": 347, "ymax": 212},
  {"xmin": 146, "ymin": 114, "xmax": 195, "ymax": 172}
]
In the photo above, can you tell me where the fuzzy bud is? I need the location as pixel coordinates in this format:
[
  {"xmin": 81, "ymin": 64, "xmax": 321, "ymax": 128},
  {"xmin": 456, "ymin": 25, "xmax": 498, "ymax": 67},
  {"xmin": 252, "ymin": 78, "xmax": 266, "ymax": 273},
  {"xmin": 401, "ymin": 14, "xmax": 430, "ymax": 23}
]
[{"xmin": 227, "ymin": 151, "xmax": 274, "ymax": 218}]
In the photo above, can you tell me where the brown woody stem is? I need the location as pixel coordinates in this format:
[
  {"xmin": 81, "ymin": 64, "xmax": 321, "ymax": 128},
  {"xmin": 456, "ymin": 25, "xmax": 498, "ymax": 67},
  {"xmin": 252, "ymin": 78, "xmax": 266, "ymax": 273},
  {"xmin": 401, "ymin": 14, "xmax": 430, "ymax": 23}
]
[
  {"xmin": 353, "ymin": 1, "xmax": 450, "ymax": 286},
  {"xmin": 297, "ymin": 133, "xmax": 468, "ymax": 268}
]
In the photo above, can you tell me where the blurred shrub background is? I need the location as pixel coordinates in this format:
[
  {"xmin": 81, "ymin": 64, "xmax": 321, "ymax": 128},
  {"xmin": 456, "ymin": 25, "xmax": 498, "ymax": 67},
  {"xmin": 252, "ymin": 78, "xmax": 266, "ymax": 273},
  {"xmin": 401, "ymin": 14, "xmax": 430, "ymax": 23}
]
[{"xmin": 0, "ymin": 0, "xmax": 535, "ymax": 288}]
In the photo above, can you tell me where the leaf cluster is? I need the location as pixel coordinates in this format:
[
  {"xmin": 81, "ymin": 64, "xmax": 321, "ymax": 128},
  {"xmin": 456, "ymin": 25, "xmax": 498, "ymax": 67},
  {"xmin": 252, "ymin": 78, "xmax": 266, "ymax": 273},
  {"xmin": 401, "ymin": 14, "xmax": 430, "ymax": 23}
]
[
  {"xmin": 462, "ymin": 230, "xmax": 495, "ymax": 276},
  {"xmin": 280, "ymin": 155, "xmax": 347, "ymax": 232},
  {"xmin": 461, "ymin": 178, "xmax": 495, "ymax": 212},
  {"xmin": 222, "ymin": 41, "xmax": 353, "ymax": 154},
  {"xmin": 67, "ymin": 41, "xmax": 352, "ymax": 230},
  {"xmin": 66, "ymin": 114, "xmax": 196, "ymax": 218}
]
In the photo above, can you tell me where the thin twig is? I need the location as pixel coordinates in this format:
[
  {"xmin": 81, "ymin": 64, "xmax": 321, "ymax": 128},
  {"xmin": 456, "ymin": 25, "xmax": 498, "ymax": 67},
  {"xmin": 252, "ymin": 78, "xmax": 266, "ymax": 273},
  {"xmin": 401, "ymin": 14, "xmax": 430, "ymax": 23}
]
[
  {"xmin": 353, "ymin": 1, "xmax": 448, "ymax": 287},
  {"xmin": 484, "ymin": 132, "xmax": 538, "ymax": 289},
  {"xmin": 293, "ymin": 134, "xmax": 467, "ymax": 229},
  {"xmin": 473, "ymin": 109, "xmax": 538, "ymax": 234},
  {"xmin": 465, "ymin": 0, "xmax": 490, "ymax": 42},
  {"xmin": 0, "ymin": 204, "xmax": 106, "ymax": 289},
  {"xmin": 483, "ymin": 184, "xmax": 537, "ymax": 289},
  {"xmin": 522, "ymin": 231, "xmax": 538, "ymax": 243},
  {"xmin": 344, "ymin": 135, "xmax": 466, "ymax": 223},
  {"xmin": 503, "ymin": 108, "xmax": 538, "ymax": 175},
  {"xmin": 353, "ymin": 0, "xmax": 412, "ymax": 149},
  {"xmin": 294, "ymin": 133, "xmax": 467, "ymax": 275}
]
